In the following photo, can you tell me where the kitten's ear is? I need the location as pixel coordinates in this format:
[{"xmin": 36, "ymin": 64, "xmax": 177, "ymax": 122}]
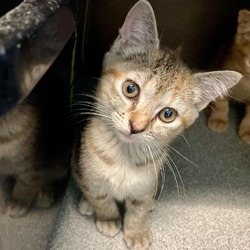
[
  {"xmin": 237, "ymin": 9, "xmax": 250, "ymax": 33},
  {"xmin": 192, "ymin": 70, "xmax": 242, "ymax": 111},
  {"xmin": 112, "ymin": 0, "xmax": 159, "ymax": 51},
  {"xmin": 174, "ymin": 45, "xmax": 182, "ymax": 59}
]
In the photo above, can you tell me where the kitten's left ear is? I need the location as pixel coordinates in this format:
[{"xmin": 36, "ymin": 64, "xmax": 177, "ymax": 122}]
[
  {"xmin": 192, "ymin": 70, "xmax": 242, "ymax": 111},
  {"xmin": 112, "ymin": 0, "xmax": 159, "ymax": 51}
]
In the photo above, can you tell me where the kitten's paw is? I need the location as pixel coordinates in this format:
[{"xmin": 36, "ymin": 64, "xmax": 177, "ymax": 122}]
[
  {"xmin": 4, "ymin": 200, "xmax": 30, "ymax": 218},
  {"xmin": 96, "ymin": 218, "xmax": 121, "ymax": 237},
  {"xmin": 208, "ymin": 118, "xmax": 228, "ymax": 133},
  {"xmin": 35, "ymin": 192, "xmax": 54, "ymax": 208},
  {"xmin": 124, "ymin": 227, "xmax": 153, "ymax": 250},
  {"xmin": 79, "ymin": 197, "xmax": 94, "ymax": 216},
  {"xmin": 239, "ymin": 131, "xmax": 250, "ymax": 144}
]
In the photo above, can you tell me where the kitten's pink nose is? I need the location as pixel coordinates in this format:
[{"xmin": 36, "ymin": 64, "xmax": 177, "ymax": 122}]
[
  {"xmin": 129, "ymin": 110, "xmax": 150, "ymax": 134},
  {"xmin": 129, "ymin": 120, "xmax": 145, "ymax": 134}
]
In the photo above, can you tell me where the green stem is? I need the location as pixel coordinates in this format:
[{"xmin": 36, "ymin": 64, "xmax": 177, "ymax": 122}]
[{"xmin": 70, "ymin": 31, "xmax": 78, "ymax": 105}]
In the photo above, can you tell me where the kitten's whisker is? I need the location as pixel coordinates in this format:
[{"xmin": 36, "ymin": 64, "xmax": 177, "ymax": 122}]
[
  {"xmin": 166, "ymin": 154, "xmax": 186, "ymax": 196},
  {"xmin": 143, "ymin": 145, "xmax": 151, "ymax": 193},
  {"xmin": 72, "ymin": 100, "xmax": 112, "ymax": 112},
  {"xmin": 180, "ymin": 134, "xmax": 191, "ymax": 150},
  {"xmin": 75, "ymin": 111, "xmax": 111, "ymax": 120},
  {"xmin": 208, "ymin": 104, "xmax": 215, "ymax": 112},
  {"xmin": 68, "ymin": 110, "xmax": 111, "ymax": 123},
  {"xmin": 159, "ymin": 166, "xmax": 166, "ymax": 201},
  {"xmin": 147, "ymin": 143, "xmax": 161, "ymax": 199},
  {"xmin": 90, "ymin": 75, "xmax": 101, "ymax": 81},
  {"xmin": 71, "ymin": 117, "xmax": 91, "ymax": 127},
  {"xmin": 68, "ymin": 113, "xmax": 83, "ymax": 122},
  {"xmin": 146, "ymin": 144, "xmax": 160, "ymax": 202},
  {"xmin": 228, "ymin": 94, "xmax": 246, "ymax": 104},
  {"xmin": 73, "ymin": 94, "xmax": 113, "ymax": 111},
  {"xmin": 76, "ymin": 93, "xmax": 108, "ymax": 105},
  {"xmin": 71, "ymin": 106, "xmax": 111, "ymax": 117},
  {"xmin": 167, "ymin": 145, "xmax": 199, "ymax": 168},
  {"xmin": 166, "ymin": 157, "xmax": 180, "ymax": 195},
  {"xmin": 70, "ymin": 100, "xmax": 113, "ymax": 116},
  {"xmin": 149, "ymin": 141, "xmax": 166, "ymax": 202},
  {"xmin": 147, "ymin": 141, "xmax": 171, "ymax": 199},
  {"xmin": 150, "ymin": 140, "xmax": 187, "ymax": 197},
  {"xmin": 69, "ymin": 102, "xmax": 98, "ymax": 108},
  {"xmin": 67, "ymin": 112, "xmax": 93, "ymax": 124},
  {"xmin": 150, "ymin": 142, "xmax": 190, "ymax": 196}
]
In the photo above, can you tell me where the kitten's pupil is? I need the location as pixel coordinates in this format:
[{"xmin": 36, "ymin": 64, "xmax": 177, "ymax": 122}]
[
  {"xmin": 164, "ymin": 109, "xmax": 172, "ymax": 118},
  {"xmin": 127, "ymin": 84, "xmax": 136, "ymax": 93}
]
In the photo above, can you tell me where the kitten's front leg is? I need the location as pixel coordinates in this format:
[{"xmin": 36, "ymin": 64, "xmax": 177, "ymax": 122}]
[
  {"xmin": 208, "ymin": 98, "xmax": 229, "ymax": 132},
  {"xmin": 124, "ymin": 198, "xmax": 154, "ymax": 250},
  {"xmin": 80, "ymin": 193, "xmax": 122, "ymax": 237},
  {"xmin": 0, "ymin": 176, "xmax": 8, "ymax": 214},
  {"xmin": 5, "ymin": 169, "xmax": 41, "ymax": 217},
  {"xmin": 5, "ymin": 179, "xmax": 39, "ymax": 217},
  {"xmin": 239, "ymin": 104, "xmax": 250, "ymax": 144}
]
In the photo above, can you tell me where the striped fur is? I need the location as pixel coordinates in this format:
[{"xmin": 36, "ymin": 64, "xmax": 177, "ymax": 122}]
[
  {"xmin": 0, "ymin": 99, "xmax": 68, "ymax": 217},
  {"xmin": 72, "ymin": 1, "xmax": 241, "ymax": 249}
]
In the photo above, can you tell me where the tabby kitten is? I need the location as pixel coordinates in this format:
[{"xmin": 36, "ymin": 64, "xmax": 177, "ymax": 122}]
[
  {"xmin": 0, "ymin": 83, "xmax": 68, "ymax": 218},
  {"xmin": 72, "ymin": 0, "xmax": 242, "ymax": 249},
  {"xmin": 208, "ymin": 9, "xmax": 250, "ymax": 144}
]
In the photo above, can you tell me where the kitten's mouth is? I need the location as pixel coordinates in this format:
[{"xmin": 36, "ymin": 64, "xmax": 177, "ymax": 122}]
[{"xmin": 116, "ymin": 130, "xmax": 136, "ymax": 142}]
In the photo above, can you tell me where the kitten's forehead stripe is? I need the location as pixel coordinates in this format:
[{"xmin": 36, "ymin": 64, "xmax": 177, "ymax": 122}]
[
  {"xmin": 121, "ymin": 47, "xmax": 178, "ymax": 74},
  {"xmin": 125, "ymin": 48, "xmax": 186, "ymax": 93}
]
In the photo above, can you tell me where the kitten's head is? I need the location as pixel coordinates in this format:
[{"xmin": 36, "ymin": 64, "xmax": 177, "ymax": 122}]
[
  {"xmin": 95, "ymin": 0, "xmax": 241, "ymax": 146},
  {"xmin": 236, "ymin": 9, "xmax": 250, "ymax": 51}
]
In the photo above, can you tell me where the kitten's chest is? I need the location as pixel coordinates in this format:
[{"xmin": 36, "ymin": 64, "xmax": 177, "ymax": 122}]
[
  {"xmin": 103, "ymin": 143, "xmax": 158, "ymax": 199},
  {"xmin": 104, "ymin": 161, "xmax": 154, "ymax": 200},
  {"xmin": 86, "ymin": 140, "xmax": 155, "ymax": 200}
]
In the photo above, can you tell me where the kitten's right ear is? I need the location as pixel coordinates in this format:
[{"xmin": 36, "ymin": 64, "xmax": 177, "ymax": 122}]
[
  {"xmin": 111, "ymin": 0, "xmax": 159, "ymax": 51},
  {"xmin": 237, "ymin": 9, "xmax": 250, "ymax": 33}
]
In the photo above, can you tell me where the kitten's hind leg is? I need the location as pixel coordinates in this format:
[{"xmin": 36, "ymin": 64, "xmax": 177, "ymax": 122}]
[
  {"xmin": 239, "ymin": 105, "xmax": 250, "ymax": 144},
  {"xmin": 124, "ymin": 198, "xmax": 153, "ymax": 250},
  {"xmin": 84, "ymin": 194, "xmax": 121, "ymax": 237},
  {"xmin": 207, "ymin": 98, "xmax": 229, "ymax": 132}
]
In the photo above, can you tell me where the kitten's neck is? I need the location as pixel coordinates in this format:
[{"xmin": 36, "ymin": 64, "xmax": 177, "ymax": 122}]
[{"xmin": 90, "ymin": 117, "xmax": 165, "ymax": 170}]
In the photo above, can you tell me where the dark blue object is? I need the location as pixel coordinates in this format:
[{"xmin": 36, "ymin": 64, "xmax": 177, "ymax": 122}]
[
  {"xmin": 127, "ymin": 84, "xmax": 136, "ymax": 94},
  {"xmin": 164, "ymin": 108, "xmax": 173, "ymax": 118}
]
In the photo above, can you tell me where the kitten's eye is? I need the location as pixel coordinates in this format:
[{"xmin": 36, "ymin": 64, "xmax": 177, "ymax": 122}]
[
  {"xmin": 122, "ymin": 80, "xmax": 140, "ymax": 99},
  {"xmin": 158, "ymin": 108, "xmax": 177, "ymax": 123}
]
